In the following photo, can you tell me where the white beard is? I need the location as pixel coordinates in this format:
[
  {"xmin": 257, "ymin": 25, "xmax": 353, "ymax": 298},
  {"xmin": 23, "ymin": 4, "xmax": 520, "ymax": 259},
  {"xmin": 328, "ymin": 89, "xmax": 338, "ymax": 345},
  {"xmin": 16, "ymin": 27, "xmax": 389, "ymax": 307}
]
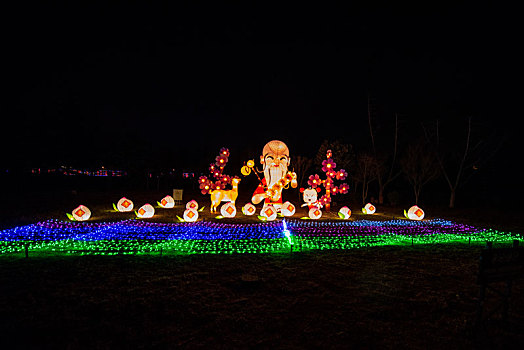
[{"xmin": 265, "ymin": 164, "xmax": 287, "ymax": 189}]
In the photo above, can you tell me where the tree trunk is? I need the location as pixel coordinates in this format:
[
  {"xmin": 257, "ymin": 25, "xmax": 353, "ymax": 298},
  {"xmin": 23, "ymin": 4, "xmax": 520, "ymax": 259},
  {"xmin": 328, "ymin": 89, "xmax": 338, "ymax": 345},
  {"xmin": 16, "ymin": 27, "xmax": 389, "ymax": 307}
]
[
  {"xmin": 449, "ymin": 189, "xmax": 456, "ymax": 208},
  {"xmin": 378, "ymin": 187, "xmax": 384, "ymax": 205}
]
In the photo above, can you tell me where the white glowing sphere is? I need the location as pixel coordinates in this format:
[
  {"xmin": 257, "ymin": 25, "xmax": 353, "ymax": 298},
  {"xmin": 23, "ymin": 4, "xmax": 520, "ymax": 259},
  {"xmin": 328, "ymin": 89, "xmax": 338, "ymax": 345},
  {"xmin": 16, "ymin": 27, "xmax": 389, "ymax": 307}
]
[
  {"xmin": 406, "ymin": 205, "xmax": 425, "ymax": 220},
  {"xmin": 242, "ymin": 203, "xmax": 256, "ymax": 215},
  {"xmin": 362, "ymin": 203, "xmax": 376, "ymax": 214},
  {"xmin": 220, "ymin": 202, "xmax": 237, "ymax": 218},
  {"xmin": 72, "ymin": 205, "xmax": 91, "ymax": 221},
  {"xmin": 338, "ymin": 206, "xmax": 352, "ymax": 219},
  {"xmin": 308, "ymin": 207, "xmax": 322, "ymax": 220},
  {"xmin": 159, "ymin": 195, "xmax": 175, "ymax": 208},
  {"xmin": 183, "ymin": 208, "xmax": 199, "ymax": 222},
  {"xmin": 137, "ymin": 204, "xmax": 155, "ymax": 218},
  {"xmin": 260, "ymin": 204, "xmax": 277, "ymax": 221},
  {"xmin": 117, "ymin": 197, "xmax": 134, "ymax": 212},
  {"xmin": 281, "ymin": 201, "xmax": 296, "ymax": 217},
  {"xmin": 186, "ymin": 200, "xmax": 199, "ymax": 210}
]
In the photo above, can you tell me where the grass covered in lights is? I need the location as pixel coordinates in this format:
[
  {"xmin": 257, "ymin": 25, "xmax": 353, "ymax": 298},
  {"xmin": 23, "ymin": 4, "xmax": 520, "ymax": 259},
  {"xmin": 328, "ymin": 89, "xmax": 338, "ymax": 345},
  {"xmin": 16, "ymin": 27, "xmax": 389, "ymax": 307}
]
[{"xmin": 1, "ymin": 218, "xmax": 522, "ymax": 256}]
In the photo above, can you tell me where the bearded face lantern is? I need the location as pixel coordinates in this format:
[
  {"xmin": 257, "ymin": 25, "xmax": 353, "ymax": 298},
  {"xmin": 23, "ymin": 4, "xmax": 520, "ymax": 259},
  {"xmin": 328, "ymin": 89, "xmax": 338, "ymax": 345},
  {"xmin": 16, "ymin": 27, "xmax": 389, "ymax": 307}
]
[
  {"xmin": 117, "ymin": 197, "xmax": 134, "ymax": 212},
  {"xmin": 158, "ymin": 195, "xmax": 175, "ymax": 208},
  {"xmin": 260, "ymin": 204, "xmax": 277, "ymax": 221},
  {"xmin": 362, "ymin": 203, "xmax": 376, "ymax": 214},
  {"xmin": 281, "ymin": 201, "xmax": 296, "ymax": 217},
  {"xmin": 72, "ymin": 205, "xmax": 91, "ymax": 221},
  {"xmin": 242, "ymin": 203, "xmax": 256, "ymax": 216},
  {"xmin": 220, "ymin": 202, "xmax": 237, "ymax": 218},
  {"xmin": 338, "ymin": 206, "xmax": 352, "ymax": 219},
  {"xmin": 183, "ymin": 208, "xmax": 199, "ymax": 222},
  {"xmin": 137, "ymin": 204, "xmax": 155, "ymax": 218},
  {"xmin": 308, "ymin": 207, "xmax": 322, "ymax": 220},
  {"xmin": 405, "ymin": 205, "xmax": 425, "ymax": 220},
  {"xmin": 186, "ymin": 200, "xmax": 199, "ymax": 211}
]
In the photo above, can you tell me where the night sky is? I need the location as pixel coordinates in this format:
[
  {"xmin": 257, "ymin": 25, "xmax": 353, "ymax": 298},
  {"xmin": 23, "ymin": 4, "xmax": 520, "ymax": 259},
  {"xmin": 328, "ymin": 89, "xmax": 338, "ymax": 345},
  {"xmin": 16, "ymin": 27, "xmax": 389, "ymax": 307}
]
[{"xmin": 2, "ymin": 2, "xmax": 520, "ymax": 202}]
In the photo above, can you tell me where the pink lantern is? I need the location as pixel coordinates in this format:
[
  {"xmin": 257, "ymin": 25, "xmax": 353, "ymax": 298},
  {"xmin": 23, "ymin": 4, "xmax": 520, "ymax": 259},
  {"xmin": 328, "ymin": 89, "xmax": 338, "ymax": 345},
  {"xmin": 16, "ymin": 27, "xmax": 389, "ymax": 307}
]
[
  {"xmin": 242, "ymin": 203, "xmax": 256, "ymax": 216},
  {"xmin": 158, "ymin": 195, "xmax": 175, "ymax": 208},
  {"xmin": 281, "ymin": 201, "xmax": 296, "ymax": 217},
  {"xmin": 308, "ymin": 207, "xmax": 322, "ymax": 220},
  {"xmin": 405, "ymin": 205, "xmax": 425, "ymax": 220},
  {"xmin": 338, "ymin": 206, "xmax": 351, "ymax": 219},
  {"xmin": 186, "ymin": 200, "xmax": 199, "ymax": 211},
  {"xmin": 117, "ymin": 197, "xmax": 134, "ymax": 212},
  {"xmin": 137, "ymin": 204, "xmax": 155, "ymax": 218},
  {"xmin": 72, "ymin": 205, "xmax": 91, "ymax": 221},
  {"xmin": 183, "ymin": 208, "xmax": 199, "ymax": 222},
  {"xmin": 260, "ymin": 204, "xmax": 277, "ymax": 221},
  {"xmin": 220, "ymin": 202, "xmax": 237, "ymax": 218},
  {"xmin": 362, "ymin": 203, "xmax": 376, "ymax": 214}
]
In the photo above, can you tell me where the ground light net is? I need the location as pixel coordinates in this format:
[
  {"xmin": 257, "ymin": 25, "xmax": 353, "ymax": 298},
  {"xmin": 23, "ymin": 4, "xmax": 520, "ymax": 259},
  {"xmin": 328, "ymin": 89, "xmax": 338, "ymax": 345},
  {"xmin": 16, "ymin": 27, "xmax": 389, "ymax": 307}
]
[{"xmin": 0, "ymin": 219, "xmax": 521, "ymax": 255}]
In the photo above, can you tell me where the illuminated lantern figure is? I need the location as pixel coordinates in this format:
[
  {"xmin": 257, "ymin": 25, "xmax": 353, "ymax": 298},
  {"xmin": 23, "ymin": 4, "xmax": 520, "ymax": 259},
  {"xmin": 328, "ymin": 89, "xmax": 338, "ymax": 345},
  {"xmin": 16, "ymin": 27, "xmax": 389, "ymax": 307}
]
[
  {"xmin": 137, "ymin": 204, "xmax": 155, "ymax": 218},
  {"xmin": 308, "ymin": 207, "xmax": 323, "ymax": 220},
  {"xmin": 220, "ymin": 202, "xmax": 237, "ymax": 218},
  {"xmin": 405, "ymin": 205, "xmax": 425, "ymax": 220},
  {"xmin": 183, "ymin": 208, "xmax": 199, "ymax": 222},
  {"xmin": 338, "ymin": 206, "xmax": 352, "ymax": 219},
  {"xmin": 210, "ymin": 177, "xmax": 241, "ymax": 213},
  {"xmin": 72, "ymin": 205, "xmax": 91, "ymax": 221},
  {"xmin": 117, "ymin": 197, "xmax": 134, "ymax": 212},
  {"xmin": 158, "ymin": 195, "xmax": 175, "ymax": 208},
  {"xmin": 300, "ymin": 187, "xmax": 322, "ymax": 210},
  {"xmin": 186, "ymin": 200, "xmax": 199, "ymax": 211},
  {"xmin": 281, "ymin": 201, "xmax": 296, "ymax": 217},
  {"xmin": 242, "ymin": 203, "xmax": 256, "ymax": 216},
  {"xmin": 362, "ymin": 203, "xmax": 376, "ymax": 214},
  {"xmin": 260, "ymin": 204, "xmax": 277, "ymax": 221}
]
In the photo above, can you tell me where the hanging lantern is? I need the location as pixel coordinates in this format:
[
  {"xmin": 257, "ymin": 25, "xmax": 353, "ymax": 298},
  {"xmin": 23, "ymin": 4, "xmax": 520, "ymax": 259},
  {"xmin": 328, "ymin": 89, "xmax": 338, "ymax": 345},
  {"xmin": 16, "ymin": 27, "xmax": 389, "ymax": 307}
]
[
  {"xmin": 137, "ymin": 204, "xmax": 155, "ymax": 218},
  {"xmin": 242, "ymin": 203, "xmax": 256, "ymax": 215},
  {"xmin": 281, "ymin": 201, "xmax": 296, "ymax": 217},
  {"xmin": 117, "ymin": 197, "xmax": 134, "ymax": 212},
  {"xmin": 186, "ymin": 200, "xmax": 199, "ymax": 211},
  {"xmin": 338, "ymin": 206, "xmax": 352, "ymax": 219},
  {"xmin": 183, "ymin": 208, "xmax": 199, "ymax": 222},
  {"xmin": 158, "ymin": 195, "xmax": 175, "ymax": 208},
  {"xmin": 308, "ymin": 207, "xmax": 322, "ymax": 220},
  {"xmin": 362, "ymin": 203, "xmax": 376, "ymax": 214},
  {"xmin": 260, "ymin": 204, "xmax": 277, "ymax": 221},
  {"xmin": 405, "ymin": 205, "xmax": 425, "ymax": 220},
  {"xmin": 220, "ymin": 202, "xmax": 237, "ymax": 218},
  {"xmin": 72, "ymin": 205, "xmax": 91, "ymax": 221}
]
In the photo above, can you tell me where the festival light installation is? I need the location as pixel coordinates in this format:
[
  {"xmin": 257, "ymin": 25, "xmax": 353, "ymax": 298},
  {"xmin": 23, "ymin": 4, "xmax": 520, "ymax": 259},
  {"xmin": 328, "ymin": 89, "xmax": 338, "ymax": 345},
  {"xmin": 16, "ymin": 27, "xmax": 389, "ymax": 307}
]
[
  {"xmin": 281, "ymin": 201, "xmax": 296, "ymax": 217},
  {"xmin": 186, "ymin": 200, "xmax": 199, "ymax": 211},
  {"xmin": 114, "ymin": 197, "xmax": 134, "ymax": 212},
  {"xmin": 301, "ymin": 187, "xmax": 323, "ymax": 219},
  {"xmin": 362, "ymin": 203, "xmax": 376, "ymax": 214},
  {"xmin": 69, "ymin": 205, "xmax": 91, "ymax": 221},
  {"xmin": 338, "ymin": 206, "xmax": 352, "ymax": 219},
  {"xmin": 182, "ymin": 208, "xmax": 199, "ymax": 222},
  {"xmin": 405, "ymin": 205, "xmax": 425, "ymax": 220},
  {"xmin": 242, "ymin": 203, "xmax": 256, "ymax": 216},
  {"xmin": 136, "ymin": 204, "xmax": 155, "ymax": 218},
  {"xmin": 158, "ymin": 195, "xmax": 175, "ymax": 209},
  {"xmin": 220, "ymin": 202, "xmax": 237, "ymax": 218},
  {"xmin": 259, "ymin": 204, "xmax": 277, "ymax": 221}
]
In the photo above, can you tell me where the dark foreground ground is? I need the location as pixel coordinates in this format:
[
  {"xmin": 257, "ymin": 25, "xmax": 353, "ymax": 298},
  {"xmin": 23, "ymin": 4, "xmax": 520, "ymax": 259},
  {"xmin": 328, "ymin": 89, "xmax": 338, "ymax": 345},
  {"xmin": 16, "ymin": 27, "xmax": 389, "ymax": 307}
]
[{"xmin": 1, "ymin": 245, "xmax": 523, "ymax": 349}]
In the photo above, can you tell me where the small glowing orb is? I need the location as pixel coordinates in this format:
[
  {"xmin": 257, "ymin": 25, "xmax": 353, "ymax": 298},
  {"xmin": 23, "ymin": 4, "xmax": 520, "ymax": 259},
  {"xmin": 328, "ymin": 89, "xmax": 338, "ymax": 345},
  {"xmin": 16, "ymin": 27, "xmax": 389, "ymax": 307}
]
[
  {"xmin": 338, "ymin": 206, "xmax": 352, "ymax": 219},
  {"xmin": 362, "ymin": 203, "xmax": 376, "ymax": 214},
  {"xmin": 183, "ymin": 208, "xmax": 198, "ymax": 222},
  {"xmin": 242, "ymin": 203, "xmax": 256, "ymax": 215},
  {"xmin": 220, "ymin": 202, "xmax": 237, "ymax": 218},
  {"xmin": 281, "ymin": 201, "xmax": 296, "ymax": 217},
  {"xmin": 186, "ymin": 200, "xmax": 199, "ymax": 210},
  {"xmin": 117, "ymin": 197, "xmax": 134, "ymax": 212},
  {"xmin": 406, "ymin": 205, "xmax": 425, "ymax": 220},
  {"xmin": 72, "ymin": 205, "xmax": 91, "ymax": 221},
  {"xmin": 137, "ymin": 204, "xmax": 155, "ymax": 218},
  {"xmin": 308, "ymin": 207, "xmax": 322, "ymax": 220},
  {"xmin": 159, "ymin": 195, "xmax": 175, "ymax": 208},
  {"xmin": 241, "ymin": 165, "xmax": 251, "ymax": 176},
  {"xmin": 260, "ymin": 204, "xmax": 277, "ymax": 221},
  {"xmin": 247, "ymin": 159, "xmax": 255, "ymax": 168}
]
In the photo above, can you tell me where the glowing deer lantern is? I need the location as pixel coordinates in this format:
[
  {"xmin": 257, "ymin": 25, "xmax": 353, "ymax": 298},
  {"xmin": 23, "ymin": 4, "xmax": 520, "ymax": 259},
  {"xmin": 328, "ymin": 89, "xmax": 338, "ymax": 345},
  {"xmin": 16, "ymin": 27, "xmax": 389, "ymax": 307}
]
[
  {"xmin": 281, "ymin": 201, "xmax": 296, "ymax": 217},
  {"xmin": 71, "ymin": 205, "xmax": 91, "ymax": 221},
  {"xmin": 220, "ymin": 202, "xmax": 237, "ymax": 218},
  {"xmin": 362, "ymin": 203, "xmax": 376, "ymax": 214},
  {"xmin": 308, "ymin": 207, "xmax": 323, "ymax": 220},
  {"xmin": 116, "ymin": 197, "xmax": 134, "ymax": 212},
  {"xmin": 183, "ymin": 208, "xmax": 199, "ymax": 222},
  {"xmin": 158, "ymin": 195, "xmax": 175, "ymax": 208},
  {"xmin": 186, "ymin": 200, "xmax": 199, "ymax": 211},
  {"xmin": 405, "ymin": 205, "xmax": 425, "ymax": 220},
  {"xmin": 260, "ymin": 204, "xmax": 277, "ymax": 221},
  {"xmin": 338, "ymin": 206, "xmax": 352, "ymax": 219},
  {"xmin": 137, "ymin": 204, "xmax": 155, "ymax": 218},
  {"xmin": 242, "ymin": 203, "xmax": 256, "ymax": 215}
]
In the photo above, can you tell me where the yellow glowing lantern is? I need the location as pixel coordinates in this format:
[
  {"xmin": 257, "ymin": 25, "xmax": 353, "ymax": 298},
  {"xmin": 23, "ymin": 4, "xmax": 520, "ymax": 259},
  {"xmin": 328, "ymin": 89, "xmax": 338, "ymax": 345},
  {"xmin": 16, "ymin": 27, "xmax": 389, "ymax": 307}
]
[
  {"xmin": 72, "ymin": 205, "xmax": 91, "ymax": 221},
  {"xmin": 220, "ymin": 202, "xmax": 237, "ymax": 218},
  {"xmin": 137, "ymin": 204, "xmax": 155, "ymax": 218},
  {"xmin": 308, "ymin": 207, "xmax": 322, "ymax": 220},
  {"xmin": 158, "ymin": 195, "xmax": 175, "ymax": 208},
  {"xmin": 186, "ymin": 200, "xmax": 199, "ymax": 211},
  {"xmin": 281, "ymin": 201, "xmax": 296, "ymax": 217},
  {"xmin": 242, "ymin": 203, "xmax": 256, "ymax": 215},
  {"xmin": 117, "ymin": 197, "xmax": 134, "ymax": 212},
  {"xmin": 260, "ymin": 204, "xmax": 277, "ymax": 221},
  {"xmin": 362, "ymin": 203, "xmax": 376, "ymax": 214},
  {"xmin": 183, "ymin": 208, "xmax": 199, "ymax": 222},
  {"xmin": 338, "ymin": 206, "xmax": 352, "ymax": 219},
  {"xmin": 405, "ymin": 205, "xmax": 425, "ymax": 220}
]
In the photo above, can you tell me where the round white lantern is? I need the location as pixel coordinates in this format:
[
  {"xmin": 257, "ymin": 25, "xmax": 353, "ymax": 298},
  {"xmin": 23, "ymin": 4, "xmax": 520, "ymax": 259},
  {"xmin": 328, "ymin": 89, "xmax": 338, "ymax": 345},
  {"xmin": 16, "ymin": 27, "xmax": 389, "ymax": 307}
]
[
  {"xmin": 72, "ymin": 205, "xmax": 91, "ymax": 221},
  {"xmin": 362, "ymin": 203, "xmax": 376, "ymax": 214},
  {"xmin": 308, "ymin": 207, "xmax": 322, "ymax": 220},
  {"xmin": 159, "ymin": 195, "xmax": 175, "ymax": 208},
  {"xmin": 406, "ymin": 205, "xmax": 425, "ymax": 220},
  {"xmin": 220, "ymin": 202, "xmax": 237, "ymax": 218},
  {"xmin": 137, "ymin": 204, "xmax": 155, "ymax": 218},
  {"xmin": 242, "ymin": 203, "xmax": 256, "ymax": 215},
  {"xmin": 183, "ymin": 208, "xmax": 199, "ymax": 222},
  {"xmin": 260, "ymin": 204, "xmax": 277, "ymax": 221},
  {"xmin": 281, "ymin": 201, "xmax": 296, "ymax": 217},
  {"xmin": 186, "ymin": 200, "xmax": 199, "ymax": 211},
  {"xmin": 338, "ymin": 206, "xmax": 352, "ymax": 219},
  {"xmin": 117, "ymin": 197, "xmax": 134, "ymax": 212}
]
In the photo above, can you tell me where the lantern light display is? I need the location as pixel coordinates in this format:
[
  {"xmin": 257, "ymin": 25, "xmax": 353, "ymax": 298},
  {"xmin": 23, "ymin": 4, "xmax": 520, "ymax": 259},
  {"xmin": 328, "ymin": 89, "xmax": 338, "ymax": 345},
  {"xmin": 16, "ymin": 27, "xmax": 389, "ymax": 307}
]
[
  {"xmin": 405, "ymin": 205, "xmax": 425, "ymax": 220},
  {"xmin": 183, "ymin": 208, "xmax": 199, "ymax": 222},
  {"xmin": 220, "ymin": 202, "xmax": 237, "ymax": 218},
  {"xmin": 198, "ymin": 147, "xmax": 233, "ymax": 196},
  {"xmin": 186, "ymin": 200, "xmax": 199, "ymax": 211},
  {"xmin": 259, "ymin": 204, "xmax": 277, "ymax": 221},
  {"xmin": 116, "ymin": 197, "xmax": 134, "ymax": 212},
  {"xmin": 362, "ymin": 203, "xmax": 376, "ymax": 214},
  {"xmin": 158, "ymin": 195, "xmax": 175, "ymax": 209},
  {"xmin": 242, "ymin": 203, "xmax": 256, "ymax": 216},
  {"xmin": 71, "ymin": 205, "xmax": 91, "ymax": 221},
  {"xmin": 281, "ymin": 201, "xmax": 296, "ymax": 217},
  {"xmin": 136, "ymin": 204, "xmax": 155, "ymax": 218},
  {"xmin": 308, "ymin": 207, "xmax": 323, "ymax": 220},
  {"xmin": 338, "ymin": 206, "xmax": 352, "ymax": 219}
]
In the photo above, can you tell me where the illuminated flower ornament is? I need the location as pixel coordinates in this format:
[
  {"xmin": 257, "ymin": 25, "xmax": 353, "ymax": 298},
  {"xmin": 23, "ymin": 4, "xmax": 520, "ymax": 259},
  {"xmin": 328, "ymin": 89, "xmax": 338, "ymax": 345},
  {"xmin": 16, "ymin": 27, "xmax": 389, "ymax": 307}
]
[
  {"xmin": 114, "ymin": 197, "xmax": 134, "ymax": 212},
  {"xmin": 68, "ymin": 205, "xmax": 91, "ymax": 221},
  {"xmin": 158, "ymin": 195, "xmax": 175, "ymax": 208},
  {"xmin": 136, "ymin": 204, "xmax": 155, "ymax": 218},
  {"xmin": 405, "ymin": 205, "xmax": 425, "ymax": 220},
  {"xmin": 362, "ymin": 203, "xmax": 376, "ymax": 215}
]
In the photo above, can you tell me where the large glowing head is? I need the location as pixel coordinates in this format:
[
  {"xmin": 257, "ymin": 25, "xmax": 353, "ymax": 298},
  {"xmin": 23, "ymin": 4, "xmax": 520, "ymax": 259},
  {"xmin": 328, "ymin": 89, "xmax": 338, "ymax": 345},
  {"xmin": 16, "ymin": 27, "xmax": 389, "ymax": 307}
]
[{"xmin": 260, "ymin": 140, "xmax": 290, "ymax": 188}]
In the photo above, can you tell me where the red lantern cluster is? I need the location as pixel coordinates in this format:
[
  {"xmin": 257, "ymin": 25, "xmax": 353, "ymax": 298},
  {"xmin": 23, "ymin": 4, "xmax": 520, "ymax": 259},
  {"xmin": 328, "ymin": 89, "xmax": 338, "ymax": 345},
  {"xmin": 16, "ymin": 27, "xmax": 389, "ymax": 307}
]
[{"xmin": 199, "ymin": 147, "xmax": 233, "ymax": 195}]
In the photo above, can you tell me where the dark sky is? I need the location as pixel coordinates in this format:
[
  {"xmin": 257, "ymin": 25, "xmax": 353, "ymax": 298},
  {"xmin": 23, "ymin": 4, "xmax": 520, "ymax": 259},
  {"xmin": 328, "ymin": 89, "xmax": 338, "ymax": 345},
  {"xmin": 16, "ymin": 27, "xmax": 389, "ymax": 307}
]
[{"xmin": 2, "ymin": 2, "xmax": 519, "ymax": 174}]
